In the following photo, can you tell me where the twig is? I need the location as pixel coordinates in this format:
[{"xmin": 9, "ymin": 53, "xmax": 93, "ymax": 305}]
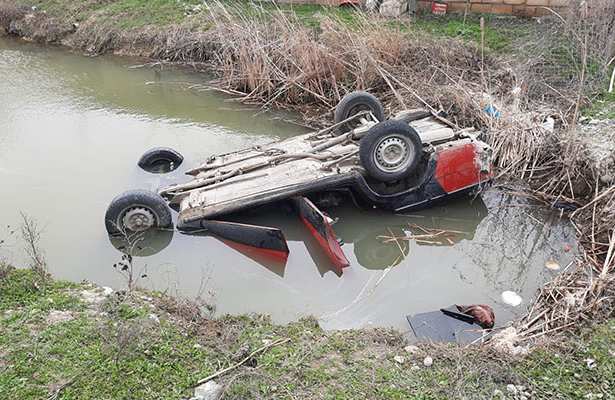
[{"xmin": 193, "ymin": 338, "xmax": 290, "ymax": 386}]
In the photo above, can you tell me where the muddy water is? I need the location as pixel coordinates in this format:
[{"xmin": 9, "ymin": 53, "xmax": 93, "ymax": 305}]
[{"xmin": 0, "ymin": 38, "xmax": 578, "ymax": 331}]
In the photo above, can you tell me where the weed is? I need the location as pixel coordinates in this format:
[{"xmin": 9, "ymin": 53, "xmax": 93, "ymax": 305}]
[
  {"xmin": 19, "ymin": 213, "xmax": 48, "ymax": 281},
  {"xmin": 584, "ymin": 91, "xmax": 615, "ymax": 119},
  {"xmin": 1, "ymin": 270, "xmax": 614, "ymax": 399},
  {"xmin": 0, "ymin": 0, "xmax": 27, "ymax": 30}
]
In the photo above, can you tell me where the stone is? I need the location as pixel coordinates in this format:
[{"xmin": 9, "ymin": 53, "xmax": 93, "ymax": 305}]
[
  {"xmin": 379, "ymin": 0, "xmax": 408, "ymax": 18},
  {"xmin": 404, "ymin": 345, "xmax": 419, "ymax": 354},
  {"xmin": 45, "ymin": 310, "xmax": 74, "ymax": 325},
  {"xmin": 80, "ymin": 287, "xmax": 112, "ymax": 305},
  {"xmin": 194, "ymin": 380, "xmax": 223, "ymax": 400},
  {"xmin": 491, "ymin": 327, "xmax": 529, "ymax": 356}
]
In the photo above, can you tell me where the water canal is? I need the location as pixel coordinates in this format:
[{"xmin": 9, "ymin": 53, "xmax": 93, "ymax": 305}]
[{"xmin": 0, "ymin": 37, "xmax": 577, "ymax": 331}]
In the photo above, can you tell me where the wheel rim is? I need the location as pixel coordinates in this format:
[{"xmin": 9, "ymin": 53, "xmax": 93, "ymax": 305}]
[
  {"xmin": 373, "ymin": 135, "xmax": 413, "ymax": 173},
  {"xmin": 121, "ymin": 207, "xmax": 156, "ymax": 232}
]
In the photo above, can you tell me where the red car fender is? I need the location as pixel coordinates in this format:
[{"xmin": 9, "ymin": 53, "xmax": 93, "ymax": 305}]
[{"xmin": 434, "ymin": 143, "xmax": 493, "ymax": 194}]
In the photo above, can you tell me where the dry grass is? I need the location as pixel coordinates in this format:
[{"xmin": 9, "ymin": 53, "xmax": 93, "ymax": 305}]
[
  {"xmin": 519, "ymin": 186, "xmax": 614, "ymax": 339},
  {"xmin": 0, "ymin": 0, "xmax": 27, "ymax": 30},
  {"xmin": 193, "ymin": 3, "xmax": 509, "ymax": 124},
  {"xmin": 503, "ymin": 2, "xmax": 615, "ymax": 339}
]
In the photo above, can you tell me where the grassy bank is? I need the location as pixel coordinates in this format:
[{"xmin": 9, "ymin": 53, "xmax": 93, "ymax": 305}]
[
  {"xmin": 7, "ymin": 0, "xmax": 521, "ymax": 48},
  {"xmin": 1, "ymin": 266, "xmax": 613, "ymax": 400}
]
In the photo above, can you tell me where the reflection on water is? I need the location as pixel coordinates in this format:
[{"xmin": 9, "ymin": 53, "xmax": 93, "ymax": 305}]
[
  {"xmin": 108, "ymin": 229, "xmax": 174, "ymax": 257},
  {"xmin": 0, "ymin": 37, "xmax": 578, "ymax": 331}
]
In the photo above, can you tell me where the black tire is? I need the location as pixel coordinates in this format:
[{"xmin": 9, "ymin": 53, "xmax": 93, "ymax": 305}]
[
  {"xmin": 334, "ymin": 91, "xmax": 385, "ymax": 134},
  {"xmin": 359, "ymin": 120, "xmax": 422, "ymax": 182},
  {"xmin": 105, "ymin": 189, "xmax": 172, "ymax": 234},
  {"xmin": 137, "ymin": 147, "xmax": 183, "ymax": 173}
]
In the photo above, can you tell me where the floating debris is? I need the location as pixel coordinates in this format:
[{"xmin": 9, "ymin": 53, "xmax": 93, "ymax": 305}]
[
  {"xmin": 455, "ymin": 304, "xmax": 495, "ymax": 329},
  {"xmin": 501, "ymin": 291, "xmax": 523, "ymax": 306},
  {"xmin": 378, "ymin": 224, "xmax": 468, "ymax": 246}
]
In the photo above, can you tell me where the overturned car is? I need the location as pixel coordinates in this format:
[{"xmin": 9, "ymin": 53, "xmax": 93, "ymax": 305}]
[{"xmin": 105, "ymin": 92, "xmax": 493, "ymax": 272}]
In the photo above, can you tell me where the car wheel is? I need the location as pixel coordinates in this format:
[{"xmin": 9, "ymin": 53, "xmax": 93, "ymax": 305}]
[
  {"xmin": 334, "ymin": 91, "xmax": 385, "ymax": 134},
  {"xmin": 105, "ymin": 189, "xmax": 172, "ymax": 234},
  {"xmin": 137, "ymin": 147, "xmax": 183, "ymax": 173},
  {"xmin": 359, "ymin": 120, "xmax": 422, "ymax": 182}
]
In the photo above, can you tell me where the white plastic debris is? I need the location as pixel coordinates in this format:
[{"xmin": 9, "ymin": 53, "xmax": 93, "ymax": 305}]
[
  {"xmin": 393, "ymin": 355, "xmax": 405, "ymax": 364},
  {"xmin": 585, "ymin": 358, "xmax": 597, "ymax": 369},
  {"xmin": 501, "ymin": 291, "xmax": 523, "ymax": 306},
  {"xmin": 545, "ymin": 260, "xmax": 561, "ymax": 271},
  {"xmin": 541, "ymin": 117, "xmax": 555, "ymax": 132},
  {"xmin": 565, "ymin": 292, "xmax": 577, "ymax": 306},
  {"xmin": 423, "ymin": 356, "xmax": 433, "ymax": 367},
  {"xmin": 365, "ymin": 0, "xmax": 380, "ymax": 12},
  {"xmin": 102, "ymin": 286, "xmax": 114, "ymax": 296}
]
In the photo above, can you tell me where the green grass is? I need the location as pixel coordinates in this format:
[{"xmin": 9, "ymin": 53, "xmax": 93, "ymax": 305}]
[
  {"xmin": 584, "ymin": 91, "xmax": 615, "ymax": 119},
  {"xmin": 412, "ymin": 14, "xmax": 532, "ymax": 52},
  {"xmin": 1, "ymin": 268, "xmax": 614, "ymax": 399},
  {"xmin": 21, "ymin": 0, "xmax": 521, "ymax": 51},
  {"xmin": 26, "ymin": 0, "xmax": 203, "ymax": 28},
  {"xmin": 519, "ymin": 321, "xmax": 615, "ymax": 399},
  {"xmin": 0, "ymin": 268, "xmax": 80, "ymax": 313},
  {"xmin": 101, "ymin": 0, "xmax": 202, "ymax": 29},
  {"xmin": 275, "ymin": 3, "xmax": 361, "ymax": 29}
]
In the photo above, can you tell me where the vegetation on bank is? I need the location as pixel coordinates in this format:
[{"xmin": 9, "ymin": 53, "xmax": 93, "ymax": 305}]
[
  {"xmin": 0, "ymin": 266, "xmax": 613, "ymax": 400},
  {"xmin": 14, "ymin": 0, "xmax": 519, "ymax": 51}
]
